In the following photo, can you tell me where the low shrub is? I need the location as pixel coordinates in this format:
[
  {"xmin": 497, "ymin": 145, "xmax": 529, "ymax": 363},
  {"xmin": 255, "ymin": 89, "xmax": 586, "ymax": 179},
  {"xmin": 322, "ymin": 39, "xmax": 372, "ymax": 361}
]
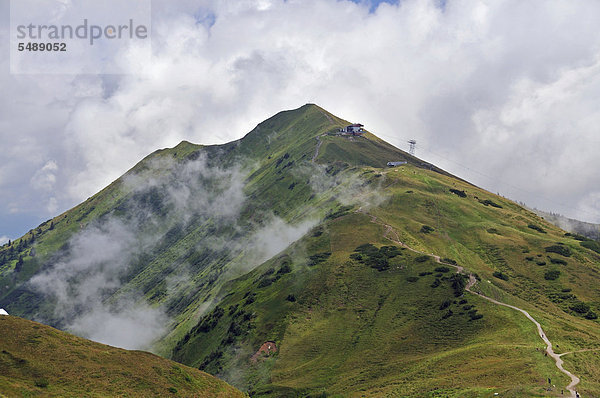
[
  {"xmin": 354, "ymin": 244, "xmax": 378, "ymax": 255},
  {"xmin": 308, "ymin": 252, "xmax": 332, "ymax": 266},
  {"xmin": 559, "ymin": 293, "xmax": 575, "ymax": 300},
  {"xmin": 441, "ymin": 258, "xmax": 457, "ymax": 265},
  {"xmin": 435, "ymin": 266, "xmax": 450, "ymax": 273},
  {"xmin": 544, "ymin": 270, "xmax": 561, "ymax": 280},
  {"xmin": 193, "ymin": 307, "xmax": 225, "ymax": 333},
  {"xmin": 545, "ymin": 245, "xmax": 572, "ymax": 257},
  {"xmin": 419, "ymin": 271, "xmax": 433, "ymax": 276},
  {"xmin": 493, "ymin": 271, "xmax": 509, "ymax": 281},
  {"xmin": 352, "ymin": 244, "xmax": 397, "ymax": 271},
  {"xmin": 277, "ymin": 264, "xmax": 292, "ymax": 274},
  {"xmin": 479, "ymin": 199, "xmax": 503, "ymax": 208},
  {"xmin": 325, "ymin": 205, "xmax": 353, "ymax": 220},
  {"xmin": 350, "ymin": 243, "xmax": 401, "ymax": 271},
  {"xmin": 415, "ymin": 255, "xmax": 429, "ymax": 263},
  {"xmin": 198, "ymin": 350, "xmax": 223, "ymax": 371},
  {"xmin": 585, "ymin": 311, "xmax": 598, "ymax": 320},
  {"xmin": 420, "ymin": 225, "xmax": 435, "ymax": 234},
  {"xmin": 449, "ymin": 189, "xmax": 467, "ymax": 198},
  {"xmin": 258, "ymin": 278, "xmax": 274, "ymax": 288},
  {"xmin": 406, "ymin": 276, "xmax": 419, "ymax": 282},
  {"xmin": 380, "ymin": 246, "xmax": 402, "ymax": 258},
  {"xmin": 439, "ymin": 299, "xmax": 451, "ymax": 310},
  {"xmin": 581, "ymin": 240, "xmax": 600, "ymax": 254},
  {"xmin": 449, "ymin": 274, "xmax": 466, "ymax": 297},
  {"xmin": 566, "ymin": 233, "xmax": 589, "ymax": 241},
  {"xmin": 528, "ymin": 224, "xmax": 546, "ymax": 233},
  {"xmin": 549, "ymin": 258, "xmax": 567, "ymax": 265},
  {"xmin": 571, "ymin": 301, "xmax": 590, "ymax": 314}
]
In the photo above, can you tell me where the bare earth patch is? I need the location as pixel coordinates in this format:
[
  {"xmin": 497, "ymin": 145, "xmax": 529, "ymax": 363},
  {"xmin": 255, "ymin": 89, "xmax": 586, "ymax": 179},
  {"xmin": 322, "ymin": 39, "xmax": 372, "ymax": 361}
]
[{"xmin": 251, "ymin": 341, "xmax": 277, "ymax": 362}]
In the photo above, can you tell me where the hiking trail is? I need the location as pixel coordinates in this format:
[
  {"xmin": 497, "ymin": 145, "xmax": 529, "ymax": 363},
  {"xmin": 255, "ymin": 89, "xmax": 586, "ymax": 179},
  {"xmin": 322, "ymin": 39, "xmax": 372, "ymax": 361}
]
[
  {"xmin": 312, "ymin": 134, "xmax": 325, "ymax": 162},
  {"xmin": 357, "ymin": 208, "xmax": 583, "ymax": 397}
]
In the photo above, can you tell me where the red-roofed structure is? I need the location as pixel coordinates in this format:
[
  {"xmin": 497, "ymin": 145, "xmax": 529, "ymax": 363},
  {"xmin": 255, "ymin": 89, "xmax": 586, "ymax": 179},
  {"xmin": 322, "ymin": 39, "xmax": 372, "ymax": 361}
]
[{"xmin": 343, "ymin": 123, "xmax": 364, "ymax": 135}]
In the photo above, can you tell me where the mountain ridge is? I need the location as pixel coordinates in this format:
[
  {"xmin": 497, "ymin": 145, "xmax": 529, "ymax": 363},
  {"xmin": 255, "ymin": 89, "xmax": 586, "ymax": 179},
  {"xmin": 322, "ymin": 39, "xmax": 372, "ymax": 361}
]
[
  {"xmin": 0, "ymin": 314, "xmax": 244, "ymax": 397},
  {"xmin": 1, "ymin": 104, "xmax": 599, "ymax": 396}
]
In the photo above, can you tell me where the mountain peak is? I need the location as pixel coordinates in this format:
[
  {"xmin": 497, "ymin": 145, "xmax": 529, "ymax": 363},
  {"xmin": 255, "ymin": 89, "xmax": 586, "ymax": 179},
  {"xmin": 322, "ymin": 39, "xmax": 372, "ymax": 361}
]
[{"xmin": 233, "ymin": 104, "xmax": 415, "ymax": 169}]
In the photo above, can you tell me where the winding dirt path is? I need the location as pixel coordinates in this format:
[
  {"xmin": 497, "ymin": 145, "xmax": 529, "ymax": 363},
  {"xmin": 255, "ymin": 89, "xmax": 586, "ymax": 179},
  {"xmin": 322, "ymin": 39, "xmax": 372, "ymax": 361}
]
[
  {"xmin": 558, "ymin": 348, "xmax": 600, "ymax": 357},
  {"xmin": 468, "ymin": 287, "xmax": 580, "ymax": 396},
  {"xmin": 312, "ymin": 134, "xmax": 325, "ymax": 162},
  {"xmin": 357, "ymin": 208, "xmax": 582, "ymax": 397}
]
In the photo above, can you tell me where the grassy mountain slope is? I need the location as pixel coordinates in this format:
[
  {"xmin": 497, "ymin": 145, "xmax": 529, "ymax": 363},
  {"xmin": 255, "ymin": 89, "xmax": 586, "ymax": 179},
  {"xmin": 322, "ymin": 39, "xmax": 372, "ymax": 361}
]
[
  {"xmin": 171, "ymin": 165, "xmax": 600, "ymax": 396},
  {"xmin": 0, "ymin": 315, "xmax": 243, "ymax": 397},
  {"xmin": 0, "ymin": 104, "xmax": 420, "ymax": 353},
  {"xmin": 1, "ymin": 104, "xmax": 599, "ymax": 396}
]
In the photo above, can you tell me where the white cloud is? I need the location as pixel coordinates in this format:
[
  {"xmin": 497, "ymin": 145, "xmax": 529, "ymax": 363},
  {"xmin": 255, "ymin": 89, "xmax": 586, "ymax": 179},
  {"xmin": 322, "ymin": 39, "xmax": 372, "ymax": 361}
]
[
  {"xmin": 0, "ymin": 236, "xmax": 8, "ymax": 245},
  {"xmin": 68, "ymin": 305, "xmax": 167, "ymax": 350},
  {"xmin": 30, "ymin": 160, "xmax": 59, "ymax": 191},
  {"xmin": 46, "ymin": 197, "xmax": 59, "ymax": 214},
  {"xmin": 25, "ymin": 152, "xmax": 329, "ymax": 349},
  {"xmin": 1, "ymin": 0, "xmax": 600, "ymax": 232}
]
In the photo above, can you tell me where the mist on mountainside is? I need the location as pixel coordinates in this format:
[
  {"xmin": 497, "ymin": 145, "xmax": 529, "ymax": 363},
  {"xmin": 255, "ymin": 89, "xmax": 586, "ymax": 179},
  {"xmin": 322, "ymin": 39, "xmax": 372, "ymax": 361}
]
[
  {"xmin": 24, "ymin": 147, "xmax": 383, "ymax": 350},
  {"xmin": 26, "ymin": 154, "xmax": 313, "ymax": 349},
  {"xmin": 532, "ymin": 208, "xmax": 600, "ymax": 241}
]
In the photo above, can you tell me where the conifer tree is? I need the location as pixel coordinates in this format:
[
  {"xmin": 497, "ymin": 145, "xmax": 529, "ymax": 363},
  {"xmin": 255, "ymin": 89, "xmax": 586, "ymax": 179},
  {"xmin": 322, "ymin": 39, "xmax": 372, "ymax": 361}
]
[{"xmin": 15, "ymin": 255, "xmax": 24, "ymax": 272}]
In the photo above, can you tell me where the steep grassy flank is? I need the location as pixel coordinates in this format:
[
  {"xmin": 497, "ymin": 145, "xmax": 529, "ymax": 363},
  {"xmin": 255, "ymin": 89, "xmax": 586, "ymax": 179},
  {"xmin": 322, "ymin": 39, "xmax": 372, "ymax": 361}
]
[
  {"xmin": 376, "ymin": 166, "xmax": 600, "ymax": 339},
  {"xmin": 171, "ymin": 164, "xmax": 600, "ymax": 396},
  {"xmin": 317, "ymin": 133, "xmax": 406, "ymax": 168},
  {"xmin": 0, "ymin": 104, "xmax": 407, "ymax": 354},
  {"xmin": 0, "ymin": 315, "xmax": 243, "ymax": 397},
  {"xmin": 0, "ymin": 138, "xmax": 205, "ymax": 315},
  {"xmin": 170, "ymin": 211, "xmax": 571, "ymax": 397}
]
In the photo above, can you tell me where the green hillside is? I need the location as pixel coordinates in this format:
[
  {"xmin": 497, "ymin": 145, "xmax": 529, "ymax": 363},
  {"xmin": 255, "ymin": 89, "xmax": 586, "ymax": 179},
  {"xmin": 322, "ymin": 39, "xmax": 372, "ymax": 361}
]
[
  {"xmin": 0, "ymin": 104, "xmax": 430, "ymax": 353},
  {"xmin": 0, "ymin": 104, "xmax": 346, "ymax": 348},
  {"xmin": 0, "ymin": 315, "xmax": 244, "ymax": 397},
  {"xmin": 1, "ymin": 104, "xmax": 599, "ymax": 396},
  {"xmin": 170, "ymin": 161, "xmax": 600, "ymax": 396}
]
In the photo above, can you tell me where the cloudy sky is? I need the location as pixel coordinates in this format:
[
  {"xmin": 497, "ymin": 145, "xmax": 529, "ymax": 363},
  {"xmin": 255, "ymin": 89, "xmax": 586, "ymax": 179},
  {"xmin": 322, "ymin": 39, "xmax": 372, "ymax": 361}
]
[{"xmin": 1, "ymin": 0, "xmax": 600, "ymax": 242}]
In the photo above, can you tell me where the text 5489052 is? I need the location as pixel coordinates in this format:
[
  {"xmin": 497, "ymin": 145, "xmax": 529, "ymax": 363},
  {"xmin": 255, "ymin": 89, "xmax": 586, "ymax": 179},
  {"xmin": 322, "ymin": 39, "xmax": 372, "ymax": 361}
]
[{"xmin": 18, "ymin": 42, "xmax": 67, "ymax": 52}]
